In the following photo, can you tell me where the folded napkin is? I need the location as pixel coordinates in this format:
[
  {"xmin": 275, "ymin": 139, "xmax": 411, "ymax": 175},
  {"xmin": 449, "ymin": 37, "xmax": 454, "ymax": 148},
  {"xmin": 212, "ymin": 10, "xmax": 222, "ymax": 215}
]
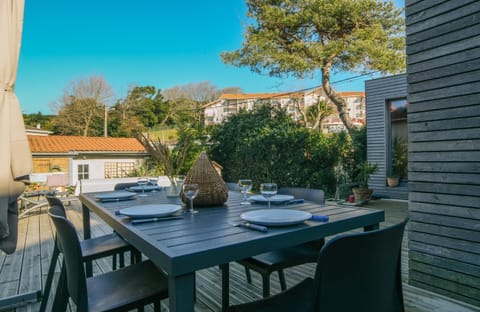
[{"xmin": 311, "ymin": 215, "xmax": 329, "ymax": 222}]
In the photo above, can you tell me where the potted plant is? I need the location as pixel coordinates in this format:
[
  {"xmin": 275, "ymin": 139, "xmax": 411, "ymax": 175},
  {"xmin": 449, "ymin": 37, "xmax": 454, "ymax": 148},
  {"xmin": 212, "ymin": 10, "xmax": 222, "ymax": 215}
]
[
  {"xmin": 387, "ymin": 137, "xmax": 408, "ymax": 187},
  {"xmin": 352, "ymin": 162, "xmax": 378, "ymax": 202}
]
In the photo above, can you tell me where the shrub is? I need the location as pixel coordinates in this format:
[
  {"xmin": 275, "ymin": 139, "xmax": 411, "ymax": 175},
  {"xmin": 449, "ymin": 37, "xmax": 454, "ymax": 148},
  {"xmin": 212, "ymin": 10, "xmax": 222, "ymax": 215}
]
[{"xmin": 207, "ymin": 106, "xmax": 340, "ymax": 195}]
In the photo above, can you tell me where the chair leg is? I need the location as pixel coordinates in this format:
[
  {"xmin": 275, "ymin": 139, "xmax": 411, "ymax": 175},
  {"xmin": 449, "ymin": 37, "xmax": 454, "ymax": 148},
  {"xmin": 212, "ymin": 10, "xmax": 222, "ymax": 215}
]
[
  {"xmin": 278, "ymin": 269, "xmax": 287, "ymax": 291},
  {"xmin": 262, "ymin": 273, "xmax": 271, "ymax": 298},
  {"xmin": 51, "ymin": 263, "xmax": 70, "ymax": 311},
  {"xmin": 112, "ymin": 253, "xmax": 117, "ymax": 270},
  {"xmin": 154, "ymin": 301, "xmax": 161, "ymax": 312},
  {"xmin": 39, "ymin": 245, "xmax": 60, "ymax": 312},
  {"xmin": 85, "ymin": 259, "xmax": 93, "ymax": 277},
  {"xmin": 220, "ymin": 263, "xmax": 230, "ymax": 312},
  {"xmin": 244, "ymin": 266, "xmax": 252, "ymax": 283}
]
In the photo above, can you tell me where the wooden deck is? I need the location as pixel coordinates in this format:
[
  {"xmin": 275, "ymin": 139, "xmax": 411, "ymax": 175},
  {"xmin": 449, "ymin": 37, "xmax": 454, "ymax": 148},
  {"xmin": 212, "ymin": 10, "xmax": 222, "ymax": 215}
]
[{"xmin": 1, "ymin": 199, "xmax": 479, "ymax": 311}]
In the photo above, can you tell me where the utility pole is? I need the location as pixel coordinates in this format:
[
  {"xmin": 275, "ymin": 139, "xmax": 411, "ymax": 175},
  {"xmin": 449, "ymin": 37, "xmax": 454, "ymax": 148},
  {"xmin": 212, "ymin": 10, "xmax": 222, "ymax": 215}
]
[{"xmin": 104, "ymin": 105, "xmax": 108, "ymax": 137}]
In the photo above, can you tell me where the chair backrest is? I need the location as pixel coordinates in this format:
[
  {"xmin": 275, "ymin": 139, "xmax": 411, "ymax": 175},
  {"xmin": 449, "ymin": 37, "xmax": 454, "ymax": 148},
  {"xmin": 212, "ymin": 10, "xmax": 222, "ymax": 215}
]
[
  {"xmin": 46, "ymin": 194, "xmax": 67, "ymax": 218},
  {"xmin": 313, "ymin": 218, "xmax": 408, "ymax": 312},
  {"xmin": 278, "ymin": 187, "xmax": 325, "ymax": 204},
  {"xmin": 114, "ymin": 182, "xmax": 138, "ymax": 190},
  {"xmin": 48, "ymin": 206, "xmax": 89, "ymax": 310}
]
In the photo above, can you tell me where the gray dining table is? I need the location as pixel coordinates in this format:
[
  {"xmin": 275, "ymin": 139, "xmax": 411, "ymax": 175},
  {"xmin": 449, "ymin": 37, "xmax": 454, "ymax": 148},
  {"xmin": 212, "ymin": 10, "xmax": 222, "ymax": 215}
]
[{"xmin": 80, "ymin": 189, "xmax": 384, "ymax": 311}]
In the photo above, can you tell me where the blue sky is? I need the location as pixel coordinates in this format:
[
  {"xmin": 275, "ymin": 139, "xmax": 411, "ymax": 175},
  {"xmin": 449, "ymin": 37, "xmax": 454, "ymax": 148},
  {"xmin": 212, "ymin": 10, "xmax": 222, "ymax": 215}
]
[{"xmin": 16, "ymin": 0, "xmax": 404, "ymax": 114}]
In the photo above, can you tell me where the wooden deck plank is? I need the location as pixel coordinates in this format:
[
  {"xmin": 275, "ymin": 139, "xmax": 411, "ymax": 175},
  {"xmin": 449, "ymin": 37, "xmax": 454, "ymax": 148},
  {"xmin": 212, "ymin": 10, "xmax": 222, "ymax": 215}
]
[
  {"xmin": 0, "ymin": 208, "xmax": 28, "ymax": 299},
  {"xmin": 17, "ymin": 208, "xmax": 42, "ymax": 312},
  {"xmin": 2, "ymin": 198, "xmax": 480, "ymax": 312}
]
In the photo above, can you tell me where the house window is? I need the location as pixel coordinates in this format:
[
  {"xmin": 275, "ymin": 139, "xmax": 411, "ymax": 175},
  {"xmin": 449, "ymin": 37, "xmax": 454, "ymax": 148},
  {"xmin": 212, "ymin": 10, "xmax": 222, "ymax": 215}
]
[
  {"xmin": 104, "ymin": 162, "xmax": 137, "ymax": 179},
  {"xmin": 77, "ymin": 164, "xmax": 89, "ymax": 180},
  {"xmin": 387, "ymin": 98, "xmax": 408, "ymax": 182}
]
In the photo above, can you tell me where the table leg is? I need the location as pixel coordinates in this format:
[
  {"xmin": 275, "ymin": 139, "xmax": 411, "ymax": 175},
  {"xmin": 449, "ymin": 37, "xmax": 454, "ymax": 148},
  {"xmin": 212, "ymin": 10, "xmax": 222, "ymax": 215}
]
[
  {"xmin": 220, "ymin": 263, "xmax": 230, "ymax": 312},
  {"xmin": 168, "ymin": 273, "xmax": 195, "ymax": 312},
  {"xmin": 82, "ymin": 203, "xmax": 91, "ymax": 240},
  {"xmin": 81, "ymin": 203, "xmax": 93, "ymax": 276}
]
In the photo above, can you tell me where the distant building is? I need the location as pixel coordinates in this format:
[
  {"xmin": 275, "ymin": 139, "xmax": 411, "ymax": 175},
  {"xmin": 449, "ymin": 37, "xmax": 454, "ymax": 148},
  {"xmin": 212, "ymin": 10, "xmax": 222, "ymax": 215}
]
[
  {"xmin": 27, "ymin": 135, "xmax": 148, "ymax": 186},
  {"xmin": 25, "ymin": 124, "xmax": 53, "ymax": 136},
  {"xmin": 203, "ymin": 87, "xmax": 365, "ymax": 132}
]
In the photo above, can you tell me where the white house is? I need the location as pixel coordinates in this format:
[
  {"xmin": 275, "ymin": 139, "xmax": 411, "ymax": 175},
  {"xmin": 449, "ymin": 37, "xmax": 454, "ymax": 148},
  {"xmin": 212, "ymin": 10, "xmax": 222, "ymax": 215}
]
[{"xmin": 27, "ymin": 135, "xmax": 149, "ymax": 187}]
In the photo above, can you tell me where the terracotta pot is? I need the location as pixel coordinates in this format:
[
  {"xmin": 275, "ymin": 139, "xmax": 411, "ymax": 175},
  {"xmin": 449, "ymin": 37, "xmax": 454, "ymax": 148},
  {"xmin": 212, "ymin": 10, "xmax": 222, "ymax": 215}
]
[
  {"xmin": 352, "ymin": 187, "xmax": 373, "ymax": 202},
  {"xmin": 387, "ymin": 177, "xmax": 400, "ymax": 187}
]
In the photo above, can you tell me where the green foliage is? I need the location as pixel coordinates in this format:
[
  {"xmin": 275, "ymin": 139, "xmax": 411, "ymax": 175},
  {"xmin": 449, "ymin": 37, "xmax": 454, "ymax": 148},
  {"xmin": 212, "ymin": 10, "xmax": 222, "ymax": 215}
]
[
  {"xmin": 391, "ymin": 136, "xmax": 408, "ymax": 179},
  {"xmin": 221, "ymin": 0, "xmax": 405, "ymax": 135},
  {"xmin": 330, "ymin": 126, "xmax": 367, "ymax": 185},
  {"xmin": 208, "ymin": 106, "xmax": 340, "ymax": 195},
  {"xmin": 23, "ymin": 112, "xmax": 56, "ymax": 131},
  {"xmin": 128, "ymin": 159, "xmax": 163, "ymax": 177},
  {"xmin": 222, "ymin": 0, "xmax": 405, "ymax": 77},
  {"xmin": 354, "ymin": 162, "xmax": 378, "ymax": 188}
]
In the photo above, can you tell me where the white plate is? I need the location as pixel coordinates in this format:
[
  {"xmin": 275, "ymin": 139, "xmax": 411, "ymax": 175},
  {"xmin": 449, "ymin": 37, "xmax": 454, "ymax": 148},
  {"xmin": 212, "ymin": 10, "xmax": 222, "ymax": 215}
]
[
  {"xmin": 95, "ymin": 191, "xmax": 136, "ymax": 201},
  {"xmin": 119, "ymin": 204, "xmax": 182, "ymax": 219},
  {"xmin": 250, "ymin": 194, "xmax": 294, "ymax": 203},
  {"xmin": 128, "ymin": 185, "xmax": 162, "ymax": 192},
  {"xmin": 241, "ymin": 209, "xmax": 312, "ymax": 226}
]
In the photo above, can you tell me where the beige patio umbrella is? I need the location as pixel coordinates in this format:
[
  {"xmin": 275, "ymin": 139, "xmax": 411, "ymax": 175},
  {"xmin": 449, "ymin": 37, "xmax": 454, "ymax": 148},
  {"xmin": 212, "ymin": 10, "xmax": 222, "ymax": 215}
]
[{"xmin": 0, "ymin": 0, "xmax": 33, "ymax": 254}]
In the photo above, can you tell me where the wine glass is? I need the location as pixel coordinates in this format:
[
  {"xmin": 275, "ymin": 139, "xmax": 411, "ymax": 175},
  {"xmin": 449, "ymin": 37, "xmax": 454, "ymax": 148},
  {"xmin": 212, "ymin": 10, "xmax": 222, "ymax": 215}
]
[
  {"xmin": 238, "ymin": 179, "xmax": 253, "ymax": 205},
  {"xmin": 183, "ymin": 183, "xmax": 199, "ymax": 213},
  {"xmin": 137, "ymin": 177, "xmax": 149, "ymax": 197},
  {"xmin": 260, "ymin": 183, "xmax": 277, "ymax": 209},
  {"xmin": 175, "ymin": 175, "xmax": 185, "ymax": 187}
]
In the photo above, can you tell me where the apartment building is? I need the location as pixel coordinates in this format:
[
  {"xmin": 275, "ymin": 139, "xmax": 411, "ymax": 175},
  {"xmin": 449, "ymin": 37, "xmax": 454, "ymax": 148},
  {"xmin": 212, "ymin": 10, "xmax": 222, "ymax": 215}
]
[{"xmin": 203, "ymin": 87, "xmax": 365, "ymax": 132}]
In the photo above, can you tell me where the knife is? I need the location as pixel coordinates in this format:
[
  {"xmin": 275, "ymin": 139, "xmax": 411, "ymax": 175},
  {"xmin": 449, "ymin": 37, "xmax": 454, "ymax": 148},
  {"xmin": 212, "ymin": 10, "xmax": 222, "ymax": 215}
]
[
  {"xmin": 229, "ymin": 221, "xmax": 268, "ymax": 232},
  {"xmin": 131, "ymin": 216, "xmax": 183, "ymax": 224}
]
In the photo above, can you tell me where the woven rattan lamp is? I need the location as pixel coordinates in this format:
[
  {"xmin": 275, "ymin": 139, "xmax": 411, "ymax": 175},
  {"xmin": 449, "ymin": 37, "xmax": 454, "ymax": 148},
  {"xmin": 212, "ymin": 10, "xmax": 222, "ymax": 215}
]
[{"xmin": 180, "ymin": 151, "xmax": 228, "ymax": 207}]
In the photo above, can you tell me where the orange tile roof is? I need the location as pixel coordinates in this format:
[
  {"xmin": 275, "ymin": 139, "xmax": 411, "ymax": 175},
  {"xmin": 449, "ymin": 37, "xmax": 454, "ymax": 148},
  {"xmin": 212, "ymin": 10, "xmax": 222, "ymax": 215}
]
[
  {"xmin": 338, "ymin": 91, "xmax": 365, "ymax": 97},
  {"xmin": 28, "ymin": 135, "xmax": 147, "ymax": 153}
]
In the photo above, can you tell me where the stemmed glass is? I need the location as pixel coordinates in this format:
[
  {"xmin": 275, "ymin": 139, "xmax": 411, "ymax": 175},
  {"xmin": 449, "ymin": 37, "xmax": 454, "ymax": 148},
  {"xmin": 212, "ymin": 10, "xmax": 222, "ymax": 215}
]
[
  {"xmin": 238, "ymin": 179, "xmax": 253, "ymax": 205},
  {"xmin": 183, "ymin": 183, "xmax": 199, "ymax": 213},
  {"xmin": 260, "ymin": 182, "xmax": 277, "ymax": 209},
  {"xmin": 137, "ymin": 177, "xmax": 149, "ymax": 197}
]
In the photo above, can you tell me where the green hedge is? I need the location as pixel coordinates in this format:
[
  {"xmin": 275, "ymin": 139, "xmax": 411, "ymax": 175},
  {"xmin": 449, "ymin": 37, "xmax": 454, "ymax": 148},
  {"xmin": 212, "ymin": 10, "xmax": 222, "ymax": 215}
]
[{"xmin": 207, "ymin": 106, "xmax": 346, "ymax": 196}]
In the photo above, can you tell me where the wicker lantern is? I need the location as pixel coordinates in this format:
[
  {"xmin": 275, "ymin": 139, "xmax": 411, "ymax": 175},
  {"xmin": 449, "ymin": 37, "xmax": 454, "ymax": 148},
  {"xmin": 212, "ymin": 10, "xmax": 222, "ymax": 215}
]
[{"xmin": 180, "ymin": 151, "xmax": 228, "ymax": 207}]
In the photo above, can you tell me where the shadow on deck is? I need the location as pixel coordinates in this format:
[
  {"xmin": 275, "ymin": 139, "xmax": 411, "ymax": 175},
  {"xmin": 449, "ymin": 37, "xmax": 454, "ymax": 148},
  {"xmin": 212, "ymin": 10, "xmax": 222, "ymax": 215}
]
[{"xmin": 1, "ymin": 199, "xmax": 478, "ymax": 311}]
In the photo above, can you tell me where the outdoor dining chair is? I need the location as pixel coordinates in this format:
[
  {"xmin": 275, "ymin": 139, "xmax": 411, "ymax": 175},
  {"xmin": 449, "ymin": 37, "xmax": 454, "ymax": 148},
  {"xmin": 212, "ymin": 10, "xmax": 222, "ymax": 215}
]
[
  {"xmin": 48, "ymin": 205, "xmax": 169, "ymax": 311},
  {"xmin": 114, "ymin": 182, "xmax": 139, "ymax": 190},
  {"xmin": 236, "ymin": 187, "xmax": 325, "ymax": 298},
  {"xmin": 229, "ymin": 218, "xmax": 408, "ymax": 312},
  {"xmin": 39, "ymin": 195, "xmax": 137, "ymax": 312}
]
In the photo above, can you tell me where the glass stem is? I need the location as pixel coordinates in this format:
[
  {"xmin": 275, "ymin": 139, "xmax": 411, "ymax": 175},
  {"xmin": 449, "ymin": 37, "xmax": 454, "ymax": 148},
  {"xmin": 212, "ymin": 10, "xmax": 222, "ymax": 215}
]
[{"xmin": 190, "ymin": 199, "xmax": 193, "ymax": 212}]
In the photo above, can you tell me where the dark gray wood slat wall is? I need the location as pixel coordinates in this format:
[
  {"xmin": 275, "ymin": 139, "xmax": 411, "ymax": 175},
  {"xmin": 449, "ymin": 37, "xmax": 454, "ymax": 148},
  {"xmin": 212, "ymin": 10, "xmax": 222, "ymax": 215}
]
[
  {"xmin": 365, "ymin": 74, "xmax": 408, "ymax": 200},
  {"xmin": 406, "ymin": 0, "xmax": 480, "ymax": 307}
]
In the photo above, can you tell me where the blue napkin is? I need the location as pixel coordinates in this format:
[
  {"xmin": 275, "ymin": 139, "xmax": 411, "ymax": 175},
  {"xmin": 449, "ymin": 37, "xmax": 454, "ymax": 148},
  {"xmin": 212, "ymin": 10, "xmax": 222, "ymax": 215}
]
[{"xmin": 311, "ymin": 215, "xmax": 329, "ymax": 222}]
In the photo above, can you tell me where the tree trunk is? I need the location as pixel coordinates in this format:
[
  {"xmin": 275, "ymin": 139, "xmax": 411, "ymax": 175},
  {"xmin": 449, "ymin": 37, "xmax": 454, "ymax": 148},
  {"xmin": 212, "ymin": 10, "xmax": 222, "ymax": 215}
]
[{"xmin": 321, "ymin": 66, "xmax": 355, "ymax": 137}]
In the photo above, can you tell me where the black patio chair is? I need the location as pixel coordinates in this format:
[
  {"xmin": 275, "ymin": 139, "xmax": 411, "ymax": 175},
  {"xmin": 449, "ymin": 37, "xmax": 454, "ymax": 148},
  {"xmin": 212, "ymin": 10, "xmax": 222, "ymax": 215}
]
[
  {"xmin": 229, "ymin": 218, "xmax": 408, "ymax": 312},
  {"xmin": 48, "ymin": 205, "xmax": 169, "ymax": 311},
  {"xmin": 39, "ymin": 194, "xmax": 137, "ymax": 312},
  {"xmin": 114, "ymin": 182, "xmax": 139, "ymax": 190},
  {"xmin": 236, "ymin": 187, "xmax": 325, "ymax": 298}
]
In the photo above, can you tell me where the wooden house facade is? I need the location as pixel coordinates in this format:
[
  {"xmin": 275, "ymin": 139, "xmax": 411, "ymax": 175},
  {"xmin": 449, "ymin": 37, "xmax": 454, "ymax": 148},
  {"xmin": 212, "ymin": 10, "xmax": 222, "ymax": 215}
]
[
  {"xmin": 366, "ymin": 74, "xmax": 409, "ymax": 200},
  {"xmin": 406, "ymin": 0, "xmax": 480, "ymax": 306}
]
